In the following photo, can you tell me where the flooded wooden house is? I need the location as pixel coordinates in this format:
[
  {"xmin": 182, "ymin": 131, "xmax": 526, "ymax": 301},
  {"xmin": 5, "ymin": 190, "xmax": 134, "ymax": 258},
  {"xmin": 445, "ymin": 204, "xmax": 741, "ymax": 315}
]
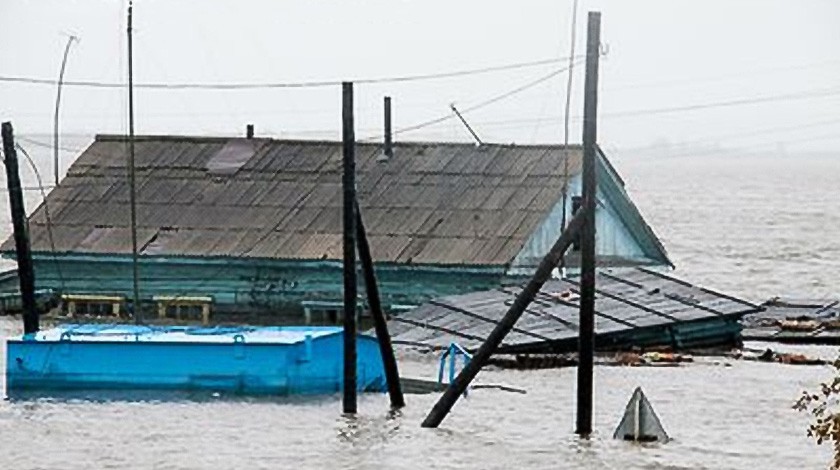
[{"xmin": 0, "ymin": 134, "xmax": 670, "ymax": 321}]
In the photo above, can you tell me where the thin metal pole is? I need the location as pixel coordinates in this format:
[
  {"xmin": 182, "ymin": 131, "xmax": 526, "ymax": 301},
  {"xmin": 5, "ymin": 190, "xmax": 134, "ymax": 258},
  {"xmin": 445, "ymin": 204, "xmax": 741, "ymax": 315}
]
[
  {"xmin": 421, "ymin": 206, "xmax": 588, "ymax": 428},
  {"xmin": 576, "ymin": 10, "xmax": 601, "ymax": 437},
  {"xmin": 127, "ymin": 2, "xmax": 141, "ymax": 323},
  {"xmin": 450, "ymin": 104, "xmax": 483, "ymax": 146},
  {"xmin": 558, "ymin": 0, "xmax": 579, "ymax": 271},
  {"xmin": 2, "ymin": 122, "xmax": 39, "ymax": 335},
  {"xmin": 54, "ymin": 34, "xmax": 78, "ymax": 186},
  {"xmin": 342, "ymin": 81, "xmax": 358, "ymax": 414},
  {"xmin": 355, "ymin": 199, "xmax": 404, "ymax": 409}
]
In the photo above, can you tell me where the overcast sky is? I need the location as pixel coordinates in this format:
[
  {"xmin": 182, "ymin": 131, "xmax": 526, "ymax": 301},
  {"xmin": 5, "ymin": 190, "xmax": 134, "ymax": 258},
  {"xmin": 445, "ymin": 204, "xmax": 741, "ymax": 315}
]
[{"xmin": 2, "ymin": 0, "xmax": 839, "ymax": 154}]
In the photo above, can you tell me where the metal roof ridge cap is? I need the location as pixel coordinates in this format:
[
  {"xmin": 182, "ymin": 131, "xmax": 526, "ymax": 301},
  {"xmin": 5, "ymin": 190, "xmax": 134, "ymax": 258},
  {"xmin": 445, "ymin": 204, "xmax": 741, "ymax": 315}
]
[{"xmin": 93, "ymin": 134, "xmax": 586, "ymax": 150}]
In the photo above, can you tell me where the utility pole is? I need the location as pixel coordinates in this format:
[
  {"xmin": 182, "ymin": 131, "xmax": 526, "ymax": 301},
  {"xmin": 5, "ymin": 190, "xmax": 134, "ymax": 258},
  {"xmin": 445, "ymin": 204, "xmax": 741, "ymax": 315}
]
[
  {"xmin": 576, "ymin": 11, "xmax": 601, "ymax": 437},
  {"xmin": 127, "ymin": 1, "xmax": 141, "ymax": 323},
  {"xmin": 342, "ymin": 81, "xmax": 358, "ymax": 414},
  {"xmin": 54, "ymin": 34, "xmax": 79, "ymax": 186},
  {"xmin": 2, "ymin": 122, "xmax": 39, "ymax": 335}
]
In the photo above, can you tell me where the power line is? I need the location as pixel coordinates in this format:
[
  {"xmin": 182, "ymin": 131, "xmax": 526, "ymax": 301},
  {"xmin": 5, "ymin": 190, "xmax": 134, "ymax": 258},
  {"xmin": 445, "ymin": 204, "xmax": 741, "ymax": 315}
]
[
  {"xmin": 0, "ymin": 57, "xmax": 577, "ymax": 90},
  {"xmin": 367, "ymin": 63, "xmax": 582, "ymax": 140},
  {"xmin": 608, "ymin": 58, "xmax": 840, "ymax": 92},
  {"xmin": 15, "ymin": 143, "xmax": 66, "ymax": 295},
  {"xmin": 416, "ymin": 86, "xmax": 840, "ymax": 132},
  {"xmin": 601, "ymin": 86, "xmax": 840, "ymax": 119},
  {"xmin": 559, "ymin": 0, "xmax": 580, "ymax": 272}
]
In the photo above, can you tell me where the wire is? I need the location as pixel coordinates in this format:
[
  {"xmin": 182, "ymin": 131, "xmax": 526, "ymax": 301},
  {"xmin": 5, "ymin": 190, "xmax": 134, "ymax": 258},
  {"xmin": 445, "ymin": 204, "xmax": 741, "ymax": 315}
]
[
  {"xmin": 18, "ymin": 135, "xmax": 91, "ymax": 155},
  {"xmin": 607, "ymin": 58, "xmax": 840, "ymax": 92},
  {"xmin": 559, "ymin": 0, "xmax": 579, "ymax": 272},
  {"xmin": 601, "ymin": 86, "xmax": 840, "ymax": 119},
  {"xmin": 414, "ymin": 85, "xmax": 840, "ymax": 131},
  {"xmin": 15, "ymin": 143, "xmax": 66, "ymax": 296},
  {"xmin": 0, "ymin": 57, "xmax": 578, "ymax": 90},
  {"xmin": 362, "ymin": 62, "xmax": 583, "ymax": 141}
]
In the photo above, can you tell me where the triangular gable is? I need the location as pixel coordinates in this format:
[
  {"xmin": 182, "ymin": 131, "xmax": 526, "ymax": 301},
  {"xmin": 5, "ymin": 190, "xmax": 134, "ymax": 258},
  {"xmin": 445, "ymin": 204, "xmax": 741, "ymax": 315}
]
[{"xmin": 508, "ymin": 147, "xmax": 670, "ymax": 273}]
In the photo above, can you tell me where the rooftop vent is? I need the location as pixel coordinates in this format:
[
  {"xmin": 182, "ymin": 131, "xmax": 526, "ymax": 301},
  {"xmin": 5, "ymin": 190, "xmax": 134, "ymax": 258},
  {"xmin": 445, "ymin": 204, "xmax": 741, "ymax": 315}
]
[{"xmin": 379, "ymin": 96, "xmax": 393, "ymax": 162}]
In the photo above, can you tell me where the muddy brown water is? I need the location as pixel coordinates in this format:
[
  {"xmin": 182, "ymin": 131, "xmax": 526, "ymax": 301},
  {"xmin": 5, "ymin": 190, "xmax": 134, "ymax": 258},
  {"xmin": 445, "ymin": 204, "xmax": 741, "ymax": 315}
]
[{"xmin": 0, "ymin": 138, "xmax": 838, "ymax": 468}]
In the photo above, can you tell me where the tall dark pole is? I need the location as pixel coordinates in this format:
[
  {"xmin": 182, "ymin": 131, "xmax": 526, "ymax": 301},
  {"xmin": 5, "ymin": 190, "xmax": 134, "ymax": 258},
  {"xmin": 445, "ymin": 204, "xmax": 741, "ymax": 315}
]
[
  {"xmin": 342, "ymin": 82, "xmax": 358, "ymax": 414},
  {"xmin": 576, "ymin": 11, "xmax": 601, "ymax": 437},
  {"xmin": 421, "ymin": 207, "xmax": 588, "ymax": 428},
  {"xmin": 127, "ymin": 1, "xmax": 141, "ymax": 323},
  {"xmin": 2, "ymin": 122, "xmax": 38, "ymax": 335},
  {"xmin": 355, "ymin": 199, "xmax": 404, "ymax": 408}
]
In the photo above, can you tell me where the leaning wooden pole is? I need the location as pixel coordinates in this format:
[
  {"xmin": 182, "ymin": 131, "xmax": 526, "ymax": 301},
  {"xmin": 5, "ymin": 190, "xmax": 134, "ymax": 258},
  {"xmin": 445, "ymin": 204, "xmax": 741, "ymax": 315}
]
[
  {"xmin": 342, "ymin": 81, "xmax": 358, "ymax": 414},
  {"xmin": 1, "ymin": 122, "xmax": 39, "ymax": 335},
  {"xmin": 421, "ymin": 206, "xmax": 588, "ymax": 428},
  {"xmin": 355, "ymin": 199, "xmax": 405, "ymax": 409},
  {"xmin": 576, "ymin": 11, "xmax": 601, "ymax": 437}
]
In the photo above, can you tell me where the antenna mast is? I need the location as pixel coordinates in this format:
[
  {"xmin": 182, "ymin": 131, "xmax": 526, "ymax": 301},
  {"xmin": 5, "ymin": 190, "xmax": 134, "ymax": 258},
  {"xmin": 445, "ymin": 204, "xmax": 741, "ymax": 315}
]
[
  {"xmin": 54, "ymin": 34, "xmax": 79, "ymax": 186},
  {"xmin": 450, "ymin": 104, "xmax": 483, "ymax": 146},
  {"xmin": 127, "ymin": 1, "xmax": 141, "ymax": 323}
]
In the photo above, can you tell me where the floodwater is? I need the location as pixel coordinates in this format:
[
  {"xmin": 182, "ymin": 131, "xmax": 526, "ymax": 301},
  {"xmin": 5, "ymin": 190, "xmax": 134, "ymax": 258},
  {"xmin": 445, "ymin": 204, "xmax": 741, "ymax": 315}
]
[{"xmin": 0, "ymin": 137, "xmax": 838, "ymax": 469}]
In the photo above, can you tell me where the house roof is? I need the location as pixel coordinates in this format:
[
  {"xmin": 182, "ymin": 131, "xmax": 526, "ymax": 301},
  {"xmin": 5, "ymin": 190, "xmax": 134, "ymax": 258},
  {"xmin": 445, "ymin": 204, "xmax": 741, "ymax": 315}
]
[{"xmin": 2, "ymin": 134, "xmax": 655, "ymax": 267}]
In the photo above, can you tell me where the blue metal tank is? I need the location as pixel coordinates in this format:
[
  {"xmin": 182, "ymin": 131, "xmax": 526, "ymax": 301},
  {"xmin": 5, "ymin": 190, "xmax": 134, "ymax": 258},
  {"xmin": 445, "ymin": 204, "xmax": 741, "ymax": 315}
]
[{"xmin": 6, "ymin": 324, "xmax": 386, "ymax": 396}]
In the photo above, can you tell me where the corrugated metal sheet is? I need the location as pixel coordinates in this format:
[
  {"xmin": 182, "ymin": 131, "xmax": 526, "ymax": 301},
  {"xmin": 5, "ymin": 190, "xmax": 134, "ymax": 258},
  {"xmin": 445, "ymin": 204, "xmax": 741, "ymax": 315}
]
[
  {"xmin": 4, "ymin": 135, "xmax": 588, "ymax": 266},
  {"xmin": 387, "ymin": 268, "xmax": 759, "ymax": 352}
]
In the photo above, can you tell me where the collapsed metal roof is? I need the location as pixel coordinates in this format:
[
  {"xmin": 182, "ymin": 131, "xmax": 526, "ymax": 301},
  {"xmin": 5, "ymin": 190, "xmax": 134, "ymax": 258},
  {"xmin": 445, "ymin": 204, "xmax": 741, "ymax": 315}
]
[
  {"xmin": 386, "ymin": 267, "xmax": 760, "ymax": 353},
  {"xmin": 4, "ymin": 135, "xmax": 666, "ymax": 267}
]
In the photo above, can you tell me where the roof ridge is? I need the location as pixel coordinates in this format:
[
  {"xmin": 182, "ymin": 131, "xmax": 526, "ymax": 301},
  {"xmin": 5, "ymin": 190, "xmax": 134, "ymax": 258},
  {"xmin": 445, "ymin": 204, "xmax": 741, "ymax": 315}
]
[{"xmin": 94, "ymin": 133, "xmax": 584, "ymax": 150}]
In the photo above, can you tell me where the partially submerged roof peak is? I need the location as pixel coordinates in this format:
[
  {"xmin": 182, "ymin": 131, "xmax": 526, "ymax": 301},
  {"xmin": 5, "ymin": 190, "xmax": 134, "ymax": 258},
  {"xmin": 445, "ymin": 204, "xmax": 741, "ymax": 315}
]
[{"xmin": 93, "ymin": 133, "xmax": 586, "ymax": 151}]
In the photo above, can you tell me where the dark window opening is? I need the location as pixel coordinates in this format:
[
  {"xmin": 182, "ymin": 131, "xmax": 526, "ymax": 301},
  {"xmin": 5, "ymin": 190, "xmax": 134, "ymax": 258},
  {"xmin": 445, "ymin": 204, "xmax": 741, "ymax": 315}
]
[{"xmin": 165, "ymin": 304, "xmax": 204, "ymax": 321}]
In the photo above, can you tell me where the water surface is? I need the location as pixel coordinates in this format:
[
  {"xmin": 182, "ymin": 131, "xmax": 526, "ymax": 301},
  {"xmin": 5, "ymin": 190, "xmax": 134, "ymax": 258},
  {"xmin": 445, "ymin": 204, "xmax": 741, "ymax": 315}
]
[{"xmin": 0, "ymin": 142, "xmax": 837, "ymax": 469}]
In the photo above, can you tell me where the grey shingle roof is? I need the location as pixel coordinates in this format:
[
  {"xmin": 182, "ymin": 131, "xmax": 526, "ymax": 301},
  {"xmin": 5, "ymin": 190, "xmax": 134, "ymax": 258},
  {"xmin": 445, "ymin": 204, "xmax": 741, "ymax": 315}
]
[{"xmin": 6, "ymin": 135, "xmax": 587, "ymax": 266}]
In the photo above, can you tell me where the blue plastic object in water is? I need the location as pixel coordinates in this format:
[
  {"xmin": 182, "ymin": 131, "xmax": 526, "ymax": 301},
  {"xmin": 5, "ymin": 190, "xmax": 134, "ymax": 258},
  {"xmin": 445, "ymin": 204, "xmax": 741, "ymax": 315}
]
[
  {"xmin": 438, "ymin": 342, "xmax": 472, "ymax": 396},
  {"xmin": 5, "ymin": 324, "xmax": 386, "ymax": 396}
]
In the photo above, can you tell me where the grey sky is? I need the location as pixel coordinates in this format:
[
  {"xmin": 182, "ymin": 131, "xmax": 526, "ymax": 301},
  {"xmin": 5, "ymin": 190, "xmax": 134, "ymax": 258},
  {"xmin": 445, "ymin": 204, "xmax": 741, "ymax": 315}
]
[{"xmin": 2, "ymin": 0, "xmax": 839, "ymax": 153}]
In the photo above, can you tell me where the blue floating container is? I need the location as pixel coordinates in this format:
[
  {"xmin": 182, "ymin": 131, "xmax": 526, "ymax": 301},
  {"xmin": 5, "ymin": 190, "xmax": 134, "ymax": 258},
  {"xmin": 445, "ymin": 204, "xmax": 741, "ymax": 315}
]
[{"xmin": 5, "ymin": 324, "xmax": 386, "ymax": 396}]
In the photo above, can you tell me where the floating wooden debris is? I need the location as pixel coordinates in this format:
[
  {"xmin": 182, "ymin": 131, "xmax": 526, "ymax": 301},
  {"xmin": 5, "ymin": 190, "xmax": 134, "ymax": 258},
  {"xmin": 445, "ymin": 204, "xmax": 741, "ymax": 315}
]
[
  {"xmin": 742, "ymin": 298, "xmax": 840, "ymax": 344},
  {"xmin": 387, "ymin": 268, "xmax": 760, "ymax": 354},
  {"xmin": 613, "ymin": 387, "xmax": 669, "ymax": 442},
  {"xmin": 737, "ymin": 348, "xmax": 827, "ymax": 366},
  {"xmin": 485, "ymin": 351, "xmax": 694, "ymax": 369}
]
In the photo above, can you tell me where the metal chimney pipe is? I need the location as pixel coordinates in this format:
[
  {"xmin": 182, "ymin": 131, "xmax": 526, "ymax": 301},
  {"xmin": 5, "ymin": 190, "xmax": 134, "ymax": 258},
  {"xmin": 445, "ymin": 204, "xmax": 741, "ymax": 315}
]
[
  {"xmin": 383, "ymin": 97, "xmax": 393, "ymax": 159},
  {"xmin": 246, "ymin": 124, "xmax": 254, "ymax": 139}
]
